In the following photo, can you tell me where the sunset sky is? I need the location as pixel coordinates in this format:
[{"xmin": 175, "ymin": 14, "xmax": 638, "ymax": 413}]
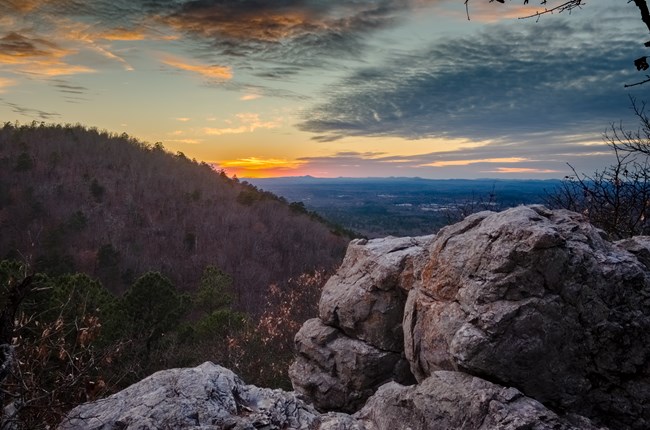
[{"xmin": 1, "ymin": 0, "xmax": 648, "ymax": 178}]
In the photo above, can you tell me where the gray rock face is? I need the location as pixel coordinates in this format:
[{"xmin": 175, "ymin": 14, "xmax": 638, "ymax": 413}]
[
  {"xmin": 289, "ymin": 318, "xmax": 410, "ymax": 413},
  {"xmin": 617, "ymin": 235, "xmax": 650, "ymax": 269},
  {"xmin": 356, "ymin": 371, "xmax": 604, "ymax": 430},
  {"xmin": 58, "ymin": 362, "xmax": 322, "ymax": 430},
  {"xmin": 319, "ymin": 236, "xmax": 434, "ymax": 352},
  {"xmin": 291, "ymin": 236, "xmax": 430, "ymax": 411},
  {"xmin": 57, "ymin": 362, "xmax": 602, "ymax": 430},
  {"xmin": 404, "ymin": 206, "xmax": 650, "ymax": 429},
  {"xmin": 291, "ymin": 205, "xmax": 650, "ymax": 429}
]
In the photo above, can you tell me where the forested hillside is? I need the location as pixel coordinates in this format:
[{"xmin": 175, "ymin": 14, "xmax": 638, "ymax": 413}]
[{"xmin": 0, "ymin": 122, "xmax": 350, "ymax": 312}]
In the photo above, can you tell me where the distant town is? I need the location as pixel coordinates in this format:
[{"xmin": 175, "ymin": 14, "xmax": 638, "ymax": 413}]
[{"xmin": 247, "ymin": 177, "xmax": 561, "ymax": 237}]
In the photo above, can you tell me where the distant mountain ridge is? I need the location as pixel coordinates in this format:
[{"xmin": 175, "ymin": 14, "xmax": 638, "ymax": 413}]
[{"xmin": 0, "ymin": 123, "xmax": 349, "ymax": 312}]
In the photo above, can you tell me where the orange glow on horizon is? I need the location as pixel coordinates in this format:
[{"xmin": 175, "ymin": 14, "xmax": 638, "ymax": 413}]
[{"xmin": 216, "ymin": 156, "xmax": 308, "ymax": 178}]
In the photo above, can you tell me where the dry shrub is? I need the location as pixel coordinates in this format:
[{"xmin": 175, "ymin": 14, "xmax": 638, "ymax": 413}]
[{"xmin": 224, "ymin": 270, "xmax": 327, "ymax": 389}]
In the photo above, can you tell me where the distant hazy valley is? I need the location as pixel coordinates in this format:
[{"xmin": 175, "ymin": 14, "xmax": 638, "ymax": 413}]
[{"xmin": 248, "ymin": 176, "xmax": 561, "ymax": 237}]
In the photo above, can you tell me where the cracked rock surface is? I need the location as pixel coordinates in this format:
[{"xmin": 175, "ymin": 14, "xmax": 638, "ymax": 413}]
[
  {"xmin": 404, "ymin": 206, "xmax": 650, "ymax": 429},
  {"xmin": 57, "ymin": 362, "xmax": 602, "ymax": 430},
  {"xmin": 292, "ymin": 206, "xmax": 650, "ymax": 430},
  {"xmin": 291, "ymin": 236, "xmax": 430, "ymax": 411},
  {"xmin": 355, "ymin": 371, "xmax": 604, "ymax": 430},
  {"xmin": 58, "ymin": 362, "xmax": 322, "ymax": 430},
  {"xmin": 289, "ymin": 318, "xmax": 410, "ymax": 413}
]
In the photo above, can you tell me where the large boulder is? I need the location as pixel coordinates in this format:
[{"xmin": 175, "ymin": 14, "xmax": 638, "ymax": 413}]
[
  {"xmin": 291, "ymin": 236, "xmax": 430, "ymax": 411},
  {"xmin": 319, "ymin": 236, "xmax": 434, "ymax": 352},
  {"xmin": 404, "ymin": 206, "xmax": 650, "ymax": 429},
  {"xmin": 289, "ymin": 318, "xmax": 411, "ymax": 413},
  {"xmin": 356, "ymin": 371, "xmax": 604, "ymax": 430}
]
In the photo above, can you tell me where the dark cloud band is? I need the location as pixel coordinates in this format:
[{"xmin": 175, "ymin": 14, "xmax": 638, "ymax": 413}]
[{"xmin": 297, "ymin": 9, "xmax": 644, "ymax": 144}]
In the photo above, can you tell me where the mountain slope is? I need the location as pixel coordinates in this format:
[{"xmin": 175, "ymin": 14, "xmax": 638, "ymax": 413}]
[{"xmin": 0, "ymin": 123, "xmax": 349, "ymax": 312}]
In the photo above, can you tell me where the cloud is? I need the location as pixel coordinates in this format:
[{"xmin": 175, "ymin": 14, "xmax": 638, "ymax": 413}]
[
  {"xmin": 174, "ymin": 117, "xmax": 191, "ymax": 122},
  {"xmin": 0, "ymin": 32, "xmax": 96, "ymax": 76},
  {"xmin": 161, "ymin": 1, "xmax": 425, "ymax": 43},
  {"xmin": 419, "ymin": 157, "xmax": 529, "ymax": 167},
  {"xmin": 153, "ymin": 0, "xmax": 445, "ymax": 70},
  {"xmin": 51, "ymin": 81, "xmax": 88, "ymax": 94},
  {"xmin": 289, "ymin": 138, "xmax": 615, "ymax": 178},
  {"xmin": 203, "ymin": 113, "xmax": 281, "ymax": 135},
  {"xmin": 456, "ymin": 2, "xmax": 552, "ymax": 23},
  {"xmin": 218, "ymin": 81, "xmax": 311, "ymax": 100},
  {"xmin": 485, "ymin": 167, "xmax": 561, "ymax": 174},
  {"xmin": 162, "ymin": 55, "xmax": 232, "ymax": 80},
  {"xmin": 166, "ymin": 138, "xmax": 202, "ymax": 144},
  {"xmin": 0, "ymin": 98, "xmax": 60, "ymax": 119},
  {"xmin": 94, "ymin": 27, "xmax": 149, "ymax": 41},
  {"xmin": 0, "ymin": 32, "xmax": 60, "ymax": 58},
  {"xmin": 0, "ymin": 0, "xmax": 65, "ymax": 14},
  {"xmin": 240, "ymin": 93, "xmax": 262, "ymax": 101},
  {"xmin": 0, "ymin": 77, "xmax": 17, "ymax": 93},
  {"xmin": 298, "ymin": 7, "xmax": 643, "ymax": 144}
]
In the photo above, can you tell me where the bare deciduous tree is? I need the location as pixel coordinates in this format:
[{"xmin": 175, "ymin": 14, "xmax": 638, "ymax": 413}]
[{"xmin": 547, "ymin": 98, "xmax": 650, "ymax": 238}]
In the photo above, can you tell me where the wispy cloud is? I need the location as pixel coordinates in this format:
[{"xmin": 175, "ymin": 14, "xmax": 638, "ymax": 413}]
[
  {"xmin": 166, "ymin": 138, "xmax": 202, "ymax": 145},
  {"xmin": 0, "ymin": 98, "xmax": 60, "ymax": 119},
  {"xmin": 298, "ymin": 6, "xmax": 641, "ymax": 144},
  {"xmin": 51, "ymin": 80, "xmax": 88, "ymax": 94},
  {"xmin": 153, "ymin": 0, "xmax": 446, "ymax": 73},
  {"xmin": 240, "ymin": 93, "xmax": 262, "ymax": 101},
  {"xmin": 0, "ymin": 77, "xmax": 17, "ymax": 93},
  {"xmin": 291, "ymin": 140, "xmax": 613, "ymax": 178},
  {"xmin": 454, "ymin": 2, "xmax": 550, "ymax": 23},
  {"xmin": 162, "ymin": 55, "xmax": 232, "ymax": 80},
  {"xmin": 419, "ymin": 157, "xmax": 529, "ymax": 167},
  {"xmin": 203, "ymin": 113, "xmax": 281, "ymax": 135},
  {"xmin": 485, "ymin": 167, "xmax": 561, "ymax": 174},
  {"xmin": 161, "ymin": 1, "xmax": 432, "ymax": 44},
  {"xmin": 0, "ymin": 32, "xmax": 96, "ymax": 76}
]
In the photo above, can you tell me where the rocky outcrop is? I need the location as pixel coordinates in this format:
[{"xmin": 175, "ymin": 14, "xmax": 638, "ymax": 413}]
[
  {"xmin": 59, "ymin": 206, "xmax": 650, "ymax": 430},
  {"xmin": 58, "ymin": 362, "xmax": 321, "ymax": 430},
  {"xmin": 356, "ymin": 371, "xmax": 603, "ymax": 430},
  {"xmin": 291, "ymin": 206, "xmax": 650, "ymax": 430},
  {"xmin": 289, "ymin": 318, "xmax": 411, "ymax": 413},
  {"xmin": 290, "ymin": 236, "xmax": 431, "ymax": 411},
  {"xmin": 58, "ymin": 362, "xmax": 601, "ymax": 430},
  {"xmin": 318, "ymin": 236, "xmax": 434, "ymax": 352},
  {"xmin": 404, "ymin": 206, "xmax": 650, "ymax": 429}
]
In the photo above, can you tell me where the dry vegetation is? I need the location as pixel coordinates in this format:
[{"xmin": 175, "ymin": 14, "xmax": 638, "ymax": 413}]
[{"xmin": 0, "ymin": 122, "xmax": 351, "ymax": 428}]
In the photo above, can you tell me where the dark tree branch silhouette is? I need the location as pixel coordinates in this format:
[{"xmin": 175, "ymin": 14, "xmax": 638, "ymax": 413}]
[{"xmin": 517, "ymin": 0, "xmax": 585, "ymax": 19}]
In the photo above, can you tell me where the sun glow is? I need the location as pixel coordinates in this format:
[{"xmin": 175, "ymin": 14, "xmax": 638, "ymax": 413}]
[{"xmin": 217, "ymin": 157, "xmax": 307, "ymax": 178}]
